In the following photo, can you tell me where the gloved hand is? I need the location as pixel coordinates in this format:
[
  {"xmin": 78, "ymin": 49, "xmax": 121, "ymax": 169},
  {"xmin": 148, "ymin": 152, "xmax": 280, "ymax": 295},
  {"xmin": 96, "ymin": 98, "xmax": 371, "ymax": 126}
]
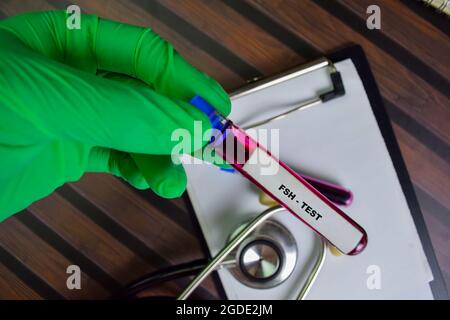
[{"xmin": 0, "ymin": 11, "xmax": 231, "ymax": 221}]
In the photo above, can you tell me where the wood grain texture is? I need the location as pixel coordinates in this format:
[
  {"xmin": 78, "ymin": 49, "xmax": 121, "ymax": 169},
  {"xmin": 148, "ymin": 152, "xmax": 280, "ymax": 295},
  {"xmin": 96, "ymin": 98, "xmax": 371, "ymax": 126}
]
[
  {"xmin": 250, "ymin": 0, "xmax": 450, "ymax": 142},
  {"xmin": 29, "ymin": 193, "xmax": 152, "ymax": 286},
  {"xmin": 0, "ymin": 264, "xmax": 42, "ymax": 300},
  {"xmin": 0, "ymin": 0, "xmax": 448, "ymax": 298},
  {"xmin": 0, "ymin": 218, "xmax": 109, "ymax": 299},
  {"xmin": 162, "ymin": 0, "xmax": 305, "ymax": 74},
  {"xmin": 341, "ymin": 0, "xmax": 450, "ymax": 79}
]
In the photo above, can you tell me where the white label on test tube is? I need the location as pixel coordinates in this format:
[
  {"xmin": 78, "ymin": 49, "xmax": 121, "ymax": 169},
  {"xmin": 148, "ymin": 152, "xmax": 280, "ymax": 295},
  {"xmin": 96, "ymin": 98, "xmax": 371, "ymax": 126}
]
[{"xmin": 242, "ymin": 148, "xmax": 365, "ymax": 254}]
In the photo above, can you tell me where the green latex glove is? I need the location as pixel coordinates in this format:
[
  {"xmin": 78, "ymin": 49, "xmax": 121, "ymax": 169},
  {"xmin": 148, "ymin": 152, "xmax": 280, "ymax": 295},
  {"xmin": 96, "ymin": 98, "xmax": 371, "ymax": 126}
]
[{"xmin": 0, "ymin": 11, "xmax": 231, "ymax": 221}]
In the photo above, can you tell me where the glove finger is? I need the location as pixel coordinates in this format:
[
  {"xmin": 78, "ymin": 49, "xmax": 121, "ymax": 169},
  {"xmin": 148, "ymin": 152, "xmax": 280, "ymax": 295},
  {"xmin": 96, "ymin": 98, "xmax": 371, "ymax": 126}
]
[
  {"xmin": 131, "ymin": 153, "xmax": 187, "ymax": 198},
  {"xmin": 0, "ymin": 11, "xmax": 230, "ymax": 115},
  {"xmin": 87, "ymin": 147, "xmax": 187, "ymax": 197},
  {"xmin": 3, "ymin": 53, "xmax": 212, "ymax": 155},
  {"xmin": 87, "ymin": 147, "xmax": 148, "ymax": 189},
  {"xmin": 98, "ymin": 72, "xmax": 228, "ymax": 167},
  {"xmin": 96, "ymin": 19, "xmax": 231, "ymax": 116},
  {"xmin": 99, "ymin": 71, "xmax": 232, "ymax": 170}
]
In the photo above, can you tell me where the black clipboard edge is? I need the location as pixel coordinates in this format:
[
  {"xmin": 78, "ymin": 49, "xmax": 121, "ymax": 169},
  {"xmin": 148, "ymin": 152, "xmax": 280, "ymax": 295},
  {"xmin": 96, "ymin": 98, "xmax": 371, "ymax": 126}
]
[{"xmin": 328, "ymin": 45, "xmax": 448, "ymax": 300}]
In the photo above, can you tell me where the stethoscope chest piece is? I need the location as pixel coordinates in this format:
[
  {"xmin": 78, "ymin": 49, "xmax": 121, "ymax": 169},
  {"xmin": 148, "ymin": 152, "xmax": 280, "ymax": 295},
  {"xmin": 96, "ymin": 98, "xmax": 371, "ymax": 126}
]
[
  {"xmin": 177, "ymin": 206, "xmax": 326, "ymax": 300},
  {"xmin": 227, "ymin": 219, "xmax": 297, "ymax": 289}
]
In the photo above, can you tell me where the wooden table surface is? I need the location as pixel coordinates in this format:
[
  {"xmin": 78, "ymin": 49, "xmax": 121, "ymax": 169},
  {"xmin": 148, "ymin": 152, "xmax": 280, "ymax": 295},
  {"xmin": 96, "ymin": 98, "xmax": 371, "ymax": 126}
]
[{"xmin": 0, "ymin": 0, "xmax": 448, "ymax": 299}]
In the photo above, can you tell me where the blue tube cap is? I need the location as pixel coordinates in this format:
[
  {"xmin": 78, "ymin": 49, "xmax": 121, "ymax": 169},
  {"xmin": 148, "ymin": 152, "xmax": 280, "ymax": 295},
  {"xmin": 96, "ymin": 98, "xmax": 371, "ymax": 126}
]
[
  {"xmin": 190, "ymin": 95, "xmax": 225, "ymax": 131},
  {"xmin": 190, "ymin": 96, "xmax": 215, "ymax": 117}
]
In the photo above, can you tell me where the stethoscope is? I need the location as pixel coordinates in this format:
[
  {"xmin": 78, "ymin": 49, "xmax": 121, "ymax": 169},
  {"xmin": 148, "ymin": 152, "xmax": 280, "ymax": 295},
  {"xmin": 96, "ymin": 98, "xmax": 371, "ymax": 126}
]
[
  {"xmin": 118, "ymin": 207, "xmax": 326, "ymax": 300},
  {"xmin": 177, "ymin": 206, "xmax": 327, "ymax": 300},
  {"xmin": 118, "ymin": 177, "xmax": 351, "ymax": 300},
  {"xmin": 118, "ymin": 60, "xmax": 349, "ymax": 300}
]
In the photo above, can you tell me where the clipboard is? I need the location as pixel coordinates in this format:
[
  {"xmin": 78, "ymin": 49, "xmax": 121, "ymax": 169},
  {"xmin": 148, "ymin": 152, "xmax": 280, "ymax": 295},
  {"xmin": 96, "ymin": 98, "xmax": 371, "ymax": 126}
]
[{"xmin": 183, "ymin": 45, "xmax": 448, "ymax": 299}]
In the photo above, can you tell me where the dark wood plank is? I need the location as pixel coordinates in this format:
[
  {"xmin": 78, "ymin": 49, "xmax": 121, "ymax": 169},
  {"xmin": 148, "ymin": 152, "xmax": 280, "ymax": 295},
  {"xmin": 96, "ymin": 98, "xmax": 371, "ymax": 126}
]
[
  {"xmin": 161, "ymin": 0, "xmax": 305, "ymax": 75},
  {"xmin": 0, "ymin": 0, "xmax": 52, "ymax": 14},
  {"xmin": 68, "ymin": 174, "xmax": 220, "ymax": 297},
  {"xmin": 248, "ymin": 0, "xmax": 450, "ymax": 143},
  {"xmin": 393, "ymin": 125, "xmax": 450, "ymax": 207},
  {"xmin": 71, "ymin": 174, "xmax": 204, "ymax": 266},
  {"xmin": 28, "ymin": 193, "xmax": 152, "ymax": 286},
  {"xmin": 0, "ymin": 218, "xmax": 109, "ymax": 299},
  {"xmin": 0, "ymin": 263, "xmax": 42, "ymax": 300},
  {"xmin": 341, "ymin": 0, "xmax": 450, "ymax": 80}
]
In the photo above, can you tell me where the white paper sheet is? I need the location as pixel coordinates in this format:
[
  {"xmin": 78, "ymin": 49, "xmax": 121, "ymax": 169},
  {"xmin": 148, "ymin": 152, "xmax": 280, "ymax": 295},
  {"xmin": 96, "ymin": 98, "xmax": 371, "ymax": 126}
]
[{"xmin": 183, "ymin": 59, "xmax": 434, "ymax": 299}]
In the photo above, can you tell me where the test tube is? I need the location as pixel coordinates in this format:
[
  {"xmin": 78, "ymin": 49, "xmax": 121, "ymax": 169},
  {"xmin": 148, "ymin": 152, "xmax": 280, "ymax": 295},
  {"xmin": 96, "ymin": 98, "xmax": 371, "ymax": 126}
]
[
  {"xmin": 300, "ymin": 174, "xmax": 353, "ymax": 207},
  {"xmin": 222, "ymin": 169, "xmax": 354, "ymax": 206},
  {"xmin": 190, "ymin": 96, "xmax": 367, "ymax": 255}
]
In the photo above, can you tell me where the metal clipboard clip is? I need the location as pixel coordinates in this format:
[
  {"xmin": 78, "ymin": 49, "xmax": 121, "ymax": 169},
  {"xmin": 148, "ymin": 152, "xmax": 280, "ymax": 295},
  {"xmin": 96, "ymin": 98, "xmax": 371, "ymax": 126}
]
[{"xmin": 232, "ymin": 58, "xmax": 345, "ymax": 130}]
